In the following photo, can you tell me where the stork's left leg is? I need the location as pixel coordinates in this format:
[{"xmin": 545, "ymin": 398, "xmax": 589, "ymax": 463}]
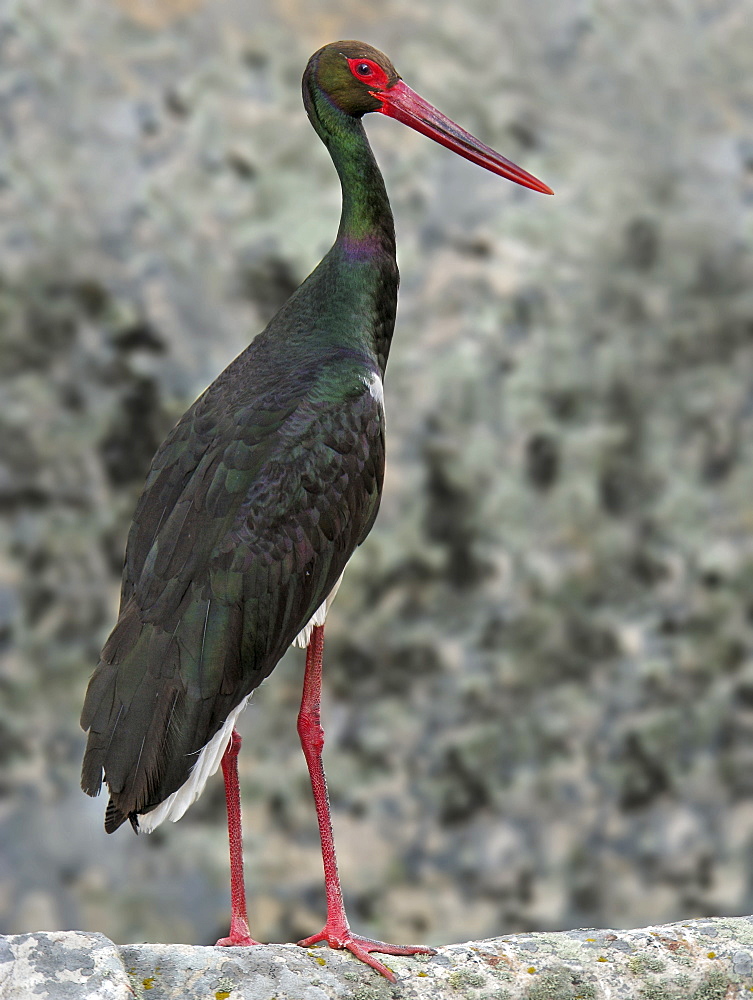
[
  {"xmin": 215, "ymin": 729, "xmax": 261, "ymax": 947},
  {"xmin": 296, "ymin": 624, "xmax": 435, "ymax": 982}
]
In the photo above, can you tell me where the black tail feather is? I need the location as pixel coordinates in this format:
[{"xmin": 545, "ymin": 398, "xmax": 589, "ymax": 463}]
[{"xmin": 104, "ymin": 797, "xmax": 130, "ymax": 834}]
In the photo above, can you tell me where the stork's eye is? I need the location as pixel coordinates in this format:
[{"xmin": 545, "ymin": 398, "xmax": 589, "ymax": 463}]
[{"xmin": 346, "ymin": 56, "xmax": 390, "ymax": 89}]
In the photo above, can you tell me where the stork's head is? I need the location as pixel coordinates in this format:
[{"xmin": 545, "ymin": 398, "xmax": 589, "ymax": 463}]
[{"xmin": 304, "ymin": 40, "xmax": 553, "ymax": 195}]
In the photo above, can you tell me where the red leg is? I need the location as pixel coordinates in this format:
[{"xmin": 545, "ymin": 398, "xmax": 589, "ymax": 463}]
[
  {"xmin": 215, "ymin": 729, "xmax": 261, "ymax": 947},
  {"xmin": 296, "ymin": 624, "xmax": 435, "ymax": 981}
]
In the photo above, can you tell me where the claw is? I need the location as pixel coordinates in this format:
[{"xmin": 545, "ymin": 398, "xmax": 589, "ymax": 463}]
[
  {"xmin": 298, "ymin": 928, "xmax": 435, "ymax": 982},
  {"xmin": 216, "ymin": 914, "xmax": 262, "ymax": 947},
  {"xmin": 216, "ymin": 933, "xmax": 262, "ymax": 947}
]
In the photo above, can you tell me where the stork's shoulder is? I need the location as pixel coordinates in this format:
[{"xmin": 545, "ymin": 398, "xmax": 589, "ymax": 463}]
[{"xmin": 304, "ymin": 347, "xmax": 384, "ymax": 410}]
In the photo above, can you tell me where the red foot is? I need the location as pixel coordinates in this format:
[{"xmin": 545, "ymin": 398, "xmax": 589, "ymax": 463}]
[
  {"xmin": 298, "ymin": 926, "xmax": 435, "ymax": 982},
  {"xmin": 215, "ymin": 914, "xmax": 262, "ymax": 947}
]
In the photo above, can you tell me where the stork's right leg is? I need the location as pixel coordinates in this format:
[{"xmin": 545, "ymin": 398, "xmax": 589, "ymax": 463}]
[{"xmin": 216, "ymin": 729, "xmax": 261, "ymax": 947}]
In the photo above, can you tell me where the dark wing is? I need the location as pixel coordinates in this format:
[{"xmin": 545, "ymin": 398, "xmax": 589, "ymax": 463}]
[{"xmin": 81, "ymin": 380, "xmax": 383, "ymax": 831}]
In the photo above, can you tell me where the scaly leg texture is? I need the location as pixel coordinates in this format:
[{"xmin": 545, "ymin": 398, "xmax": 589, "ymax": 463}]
[
  {"xmin": 296, "ymin": 624, "xmax": 435, "ymax": 981},
  {"xmin": 216, "ymin": 729, "xmax": 261, "ymax": 947}
]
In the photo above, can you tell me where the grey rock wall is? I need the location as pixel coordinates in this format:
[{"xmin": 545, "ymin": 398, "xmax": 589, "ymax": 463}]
[
  {"xmin": 2, "ymin": 918, "xmax": 753, "ymax": 999},
  {"xmin": 1, "ymin": 0, "xmax": 752, "ymax": 958}
]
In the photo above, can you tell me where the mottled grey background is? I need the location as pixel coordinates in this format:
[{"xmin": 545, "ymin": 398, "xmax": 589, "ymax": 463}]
[{"xmin": 1, "ymin": 0, "xmax": 752, "ymax": 953}]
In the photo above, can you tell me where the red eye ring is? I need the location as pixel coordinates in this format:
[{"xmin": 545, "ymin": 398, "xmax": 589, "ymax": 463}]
[{"xmin": 346, "ymin": 56, "xmax": 390, "ymax": 90}]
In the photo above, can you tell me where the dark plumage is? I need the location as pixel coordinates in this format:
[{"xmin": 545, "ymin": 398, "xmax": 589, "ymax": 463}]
[{"xmin": 81, "ymin": 261, "xmax": 395, "ymax": 831}]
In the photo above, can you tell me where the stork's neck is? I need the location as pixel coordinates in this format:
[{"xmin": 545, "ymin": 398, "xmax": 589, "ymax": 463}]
[
  {"xmin": 332, "ymin": 122, "xmax": 395, "ymax": 253},
  {"xmin": 300, "ymin": 87, "xmax": 398, "ymax": 374},
  {"xmin": 305, "ymin": 90, "xmax": 396, "ymax": 254}
]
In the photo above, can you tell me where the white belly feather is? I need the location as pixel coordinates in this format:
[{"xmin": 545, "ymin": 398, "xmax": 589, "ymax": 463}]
[
  {"xmin": 138, "ymin": 572, "xmax": 344, "ymax": 831},
  {"xmin": 138, "ymin": 692, "xmax": 252, "ymax": 832}
]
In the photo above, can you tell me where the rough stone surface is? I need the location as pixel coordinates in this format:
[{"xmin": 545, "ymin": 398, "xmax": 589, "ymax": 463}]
[
  {"xmin": 0, "ymin": 930, "xmax": 130, "ymax": 999},
  {"xmin": 2, "ymin": 0, "xmax": 753, "ymax": 958},
  {"xmin": 2, "ymin": 919, "xmax": 753, "ymax": 999}
]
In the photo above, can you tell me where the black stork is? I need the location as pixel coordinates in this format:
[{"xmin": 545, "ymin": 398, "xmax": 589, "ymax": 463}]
[{"xmin": 81, "ymin": 41, "xmax": 552, "ymax": 981}]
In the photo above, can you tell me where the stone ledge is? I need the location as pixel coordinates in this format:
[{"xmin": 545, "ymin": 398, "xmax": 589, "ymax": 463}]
[{"xmin": 1, "ymin": 917, "xmax": 752, "ymax": 999}]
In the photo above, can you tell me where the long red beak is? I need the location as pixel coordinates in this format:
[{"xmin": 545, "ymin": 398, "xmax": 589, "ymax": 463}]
[{"xmin": 374, "ymin": 80, "xmax": 553, "ymax": 195}]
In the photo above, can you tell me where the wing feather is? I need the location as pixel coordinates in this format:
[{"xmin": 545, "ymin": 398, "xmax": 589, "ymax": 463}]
[{"xmin": 81, "ymin": 372, "xmax": 384, "ymax": 830}]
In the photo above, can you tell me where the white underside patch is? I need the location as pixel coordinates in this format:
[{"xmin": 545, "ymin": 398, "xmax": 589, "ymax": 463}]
[
  {"xmin": 292, "ymin": 572, "xmax": 343, "ymax": 648},
  {"xmin": 138, "ymin": 692, "xmax": 252, "ymax": 832},
  {"xmin": 138, "ymin": 571, "xmax": 345, "ymax": 832}
]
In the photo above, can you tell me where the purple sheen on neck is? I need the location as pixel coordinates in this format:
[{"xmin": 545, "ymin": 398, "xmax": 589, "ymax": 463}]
[{"xmin": 338, "ymin": 232, "xmax": 388, "ymax": 260}]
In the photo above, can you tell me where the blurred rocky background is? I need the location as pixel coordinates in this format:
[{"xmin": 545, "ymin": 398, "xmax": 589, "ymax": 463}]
[{"xmin": 0, "ymin": 0, "xmax": 752, "ymax": 954}]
